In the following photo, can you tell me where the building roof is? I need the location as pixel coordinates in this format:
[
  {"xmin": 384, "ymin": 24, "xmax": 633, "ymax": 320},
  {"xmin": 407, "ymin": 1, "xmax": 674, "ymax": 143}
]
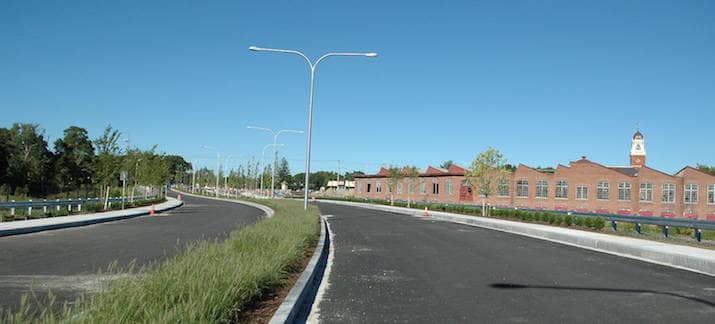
[{"xmin": 608, "ymin": 167, "xmax": 639, "ymax": 177}]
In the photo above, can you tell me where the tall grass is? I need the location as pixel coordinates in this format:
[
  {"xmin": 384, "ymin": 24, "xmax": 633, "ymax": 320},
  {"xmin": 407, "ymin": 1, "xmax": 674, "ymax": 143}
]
[{"xmin": 3, "ymin": 199, "xmax": 320, "ymax": 323}]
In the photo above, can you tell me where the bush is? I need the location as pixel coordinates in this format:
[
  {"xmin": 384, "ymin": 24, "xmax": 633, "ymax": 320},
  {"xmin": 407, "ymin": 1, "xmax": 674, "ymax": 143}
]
[
  {"xmin": 591, "ymin": 217, "xmax": 605, "ymax": 230},
  {"xmin": 583, "ymin": 217, "xmax": 594, "ymax": 228},
  {"xmin": 574, "ymin": 217, "xmax": 585, "ymax": 227},
  {"xmin": 563, "ymin": 215, "xmax": 573, "ymax": 226}
]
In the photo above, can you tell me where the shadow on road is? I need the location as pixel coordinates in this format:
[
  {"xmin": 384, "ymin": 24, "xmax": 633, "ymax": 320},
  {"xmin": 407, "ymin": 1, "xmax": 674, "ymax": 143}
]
[{"xmin": 490, "ymin": 283, "xmax": 715, "ymax": 308}]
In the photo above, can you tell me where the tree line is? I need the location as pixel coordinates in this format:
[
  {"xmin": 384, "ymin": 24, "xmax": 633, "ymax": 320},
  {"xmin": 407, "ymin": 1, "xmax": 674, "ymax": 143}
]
[{"xmin": 0, "ymin": 123, "xmax": 190, "ymax": 200}]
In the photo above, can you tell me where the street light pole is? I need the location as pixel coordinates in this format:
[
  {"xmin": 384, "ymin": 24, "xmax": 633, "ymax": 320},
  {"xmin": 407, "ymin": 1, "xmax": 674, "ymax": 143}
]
[
  {"xmin": 249, "ymin": 46, "xmax": 377, "ymax": 209},
  {"xmin": 259, "ymin": 143, "xmax": 284, "ymax": 197},
  {"xmin": 201, "ymin": 145, "xmax": 221, "ymax": 197},
  {"xmin": 248, "ymin": 126, "xmax": 302, "ymax": 198}
]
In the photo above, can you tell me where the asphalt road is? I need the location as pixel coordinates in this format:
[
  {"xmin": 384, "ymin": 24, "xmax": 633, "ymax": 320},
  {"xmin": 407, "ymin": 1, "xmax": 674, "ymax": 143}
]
[
  {"xmin": 0, "ymin": 193, "xmax": 264, "ymax": 312},
  {"xmin": 311, "ymin": 203, "xmax": 715, "ymax": 323}
]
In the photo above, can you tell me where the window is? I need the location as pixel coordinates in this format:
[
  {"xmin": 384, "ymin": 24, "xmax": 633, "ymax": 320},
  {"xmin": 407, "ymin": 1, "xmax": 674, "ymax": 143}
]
[
  {"xmin": 684, "ymin": 183, "xmax": 699, "ymax": 204},
  {"xmin": 420, "ymin": 180, "xmax": 426, "ymax": 194},
  {"xmin": 432, "ymin": 181, "xmax": 440, "ymax": 195},
  {"xmin": 555, "ymin": 180, "xmax": 568, "ymax": 199},
  {"xmin": 576, "ymin": 186, "xmax": 588, "ymax": 200},
  {"xmin": 446, "ymin": 178, "xmax": 453, "ymax": 196},
  {"xmin": 498, "ymin": 179, "xmax": 510, "ymax": 197},
  {"xmin": 662, "ymin": 183, "xmax": 675, "ymax": 203},
  {"xmin": 376, "ymin": 181, "xmax": 382, "ymax": 193},
  {"xmin": 408, "ymin": 179, "xmax": 415, "ymax": 194},
  {"xmin": 536, "ymin": 180, "xmax": 548, "ymax": 198},
  {"xmin": 639, "ymin": 182, "xmax": 653, "ymax": 202},
  {"xmin": 618, "ymin": 182, "xmax": 631, "ymax": 201},
  {"xmin": 357, "ymin": 182, "xmax": 362, "ymax": 193},
  {"xmin": 397, "ymin": 182, "xmax": 403, "ymax": 194},
  {"xmin": 597, "ymin": 181, "xmax": 609, "ymax": 200},
  {"xmin": 516, "ymin": 179, "xmax": 529, "ymax": 198},
  {"xmin": 709, "ymin": 185, "xmax": 715, "ymax": 204},
  {"xmin": 366, "ymin": 183, "xmax": 371, "ymax": 193}
]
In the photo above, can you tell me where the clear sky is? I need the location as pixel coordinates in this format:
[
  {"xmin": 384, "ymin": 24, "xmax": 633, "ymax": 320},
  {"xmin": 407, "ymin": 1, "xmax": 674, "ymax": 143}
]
[{"xmin": 2, "ymin": 0, "xmax": 714, "ymax": 175}]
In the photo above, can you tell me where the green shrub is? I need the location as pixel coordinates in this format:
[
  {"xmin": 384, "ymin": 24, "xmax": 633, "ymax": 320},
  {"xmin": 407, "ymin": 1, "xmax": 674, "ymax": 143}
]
[
  {"xmin": 583, "ymin": 217, "xmax": 594, "ymax": 228},
  {"xmin": 574, "ymin": 217, "xmax": 585, "ymax": 227},
  {"xmin": 591, "ymin": 217, "xmax": 605, "ymax": 230},
  {"xmin": 563, "ymin": 215, "xmax": 573, "ymax": 226}
]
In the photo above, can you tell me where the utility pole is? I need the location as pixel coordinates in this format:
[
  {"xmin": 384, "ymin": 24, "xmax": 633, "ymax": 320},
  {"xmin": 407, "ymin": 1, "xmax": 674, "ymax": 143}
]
[{"xmin": 336, "ymin": 160, "xmax": 341, "ymax": 190}]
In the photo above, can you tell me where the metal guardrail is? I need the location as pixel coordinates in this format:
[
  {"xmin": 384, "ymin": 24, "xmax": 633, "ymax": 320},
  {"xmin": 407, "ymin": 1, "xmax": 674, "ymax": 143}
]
[{"xmin": 0, "ymin": 196, "xmax": 158, "ymax": 210}]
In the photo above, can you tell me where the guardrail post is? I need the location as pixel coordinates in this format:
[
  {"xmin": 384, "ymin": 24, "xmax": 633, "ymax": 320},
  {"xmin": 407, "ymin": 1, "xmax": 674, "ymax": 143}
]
[
  {"xmin": 611, "ymin": 220, "xmax": 618, "ymax": 231},
  {"xmin": 695, "ymin": 228, "xmax": 702, "ymax": 242},
  {"xmin": 635, "ymin": 223, "xmax": 641, "ymax": 234},
  {"xmin": 28, "ymin": 200, "xmax": 32, "ymax": 216},
  {"xmin": 43, "ymin": 200, "xmax": 47, "ymax": 214},
  {"xmin": 77, "ymin": 203, "xmax": 82, "ymax": 212},
  {"xmin": 10, "ymin": 200, "xmax": 15, "ymax": 216},
  {"xmin": 56, "ymin": 199, "xmax": 61, "ymax": 211},
  {"xmin": 662, "ymin": 225, "xmax": 669, "ymax": 238},
  {"xmin": 68, "ymin": 199, "xmax": 72, "ymax": 213}
]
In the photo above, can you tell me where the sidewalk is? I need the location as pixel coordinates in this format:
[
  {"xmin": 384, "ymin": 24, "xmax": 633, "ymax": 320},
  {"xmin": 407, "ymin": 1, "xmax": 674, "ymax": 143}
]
[
  {"xmin": 0, "ymin": 197, "xmax": 183, "ymax": 237},
  {"xmin": 319, "ymin": 199, "xmax": 715, "ymax": 277}
]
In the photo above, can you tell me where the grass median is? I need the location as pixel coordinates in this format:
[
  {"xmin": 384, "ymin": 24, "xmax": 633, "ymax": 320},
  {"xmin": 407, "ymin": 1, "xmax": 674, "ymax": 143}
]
[{"xmin": 3, "ymin": 198, "xmax": 320, "ymax": 323}]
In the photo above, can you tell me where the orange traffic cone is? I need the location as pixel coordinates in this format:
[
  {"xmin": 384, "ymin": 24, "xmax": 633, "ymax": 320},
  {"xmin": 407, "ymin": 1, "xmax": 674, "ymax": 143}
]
[
  {"xmin": 423, "ymin": 207, "xmax": 429, "ymax": 217},
  {"xmin": 177, "ymin": 194, "xmax": 183, "ymax": 201},
  {"xmin": 150, "ymin": 205, "xmax": 156, "ymax": 215}
]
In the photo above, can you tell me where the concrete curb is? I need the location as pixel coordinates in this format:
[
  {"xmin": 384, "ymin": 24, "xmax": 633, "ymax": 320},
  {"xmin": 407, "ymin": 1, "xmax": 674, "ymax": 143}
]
[
  {"xmin": 0, "ymin": 197, "xmax": 183, "ymax": 238},
  {"xmin": 270, "ymin": 217, "xmax": 328, "ymax": 324},
  {"xmin": 172, "ymin": 190, "xmax": 275, "ymax": 218},
  {"xmin": 319, "ymin": 199, "xmax": 715, "ymax": 277}
]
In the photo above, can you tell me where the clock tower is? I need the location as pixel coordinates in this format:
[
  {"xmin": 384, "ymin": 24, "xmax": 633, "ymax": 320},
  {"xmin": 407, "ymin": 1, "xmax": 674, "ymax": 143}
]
[{"xmin": 630, "ymin": 130, "xmax": 646, "ymax": 167}]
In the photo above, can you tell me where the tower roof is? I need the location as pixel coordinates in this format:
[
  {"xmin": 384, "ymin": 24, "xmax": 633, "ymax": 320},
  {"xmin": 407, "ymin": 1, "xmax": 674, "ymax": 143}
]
[{"xmin": 633, "ymin": 130, "xmax": 643, "ymax": 139}]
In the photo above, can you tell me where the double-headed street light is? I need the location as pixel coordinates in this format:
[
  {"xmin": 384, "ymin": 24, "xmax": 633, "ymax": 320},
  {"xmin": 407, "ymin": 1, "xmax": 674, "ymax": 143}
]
[
  {"xmin": 259, "ymin": 143, "xmax": 284, "ymax": 197},
  {"xmin": 248, "ymin": 126, "xmax": 303, "ymax": 198},
  {"xmin": 201, "ymin": 145, "xmax": 221, "ymax": 197},
  {"xmin": 249, "ymin": 46, "xmax": 378, "ymax": 209}
]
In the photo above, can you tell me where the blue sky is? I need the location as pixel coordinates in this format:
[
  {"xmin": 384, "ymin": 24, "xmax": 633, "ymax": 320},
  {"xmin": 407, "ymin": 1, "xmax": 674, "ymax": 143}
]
[{"xmin": 2, "ymin": 0, "xmax": 714, "ymax": 174}]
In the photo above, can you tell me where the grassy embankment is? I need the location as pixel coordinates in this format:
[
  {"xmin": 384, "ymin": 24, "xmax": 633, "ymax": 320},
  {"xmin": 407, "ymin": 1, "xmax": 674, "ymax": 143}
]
[{"xmin": 3, "ymin": 198, "xmax": 320, "ymax": 323}]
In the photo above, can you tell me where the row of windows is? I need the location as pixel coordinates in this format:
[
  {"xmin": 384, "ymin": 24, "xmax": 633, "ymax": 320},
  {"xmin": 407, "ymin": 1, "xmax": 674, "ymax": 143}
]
[
  {"xmin": 358, "ymin": 179, "xmax": 455, "ymax": 196},
  {"xmin": 513, "ymin": 180, "xmax": 714, "ymax": 204}
]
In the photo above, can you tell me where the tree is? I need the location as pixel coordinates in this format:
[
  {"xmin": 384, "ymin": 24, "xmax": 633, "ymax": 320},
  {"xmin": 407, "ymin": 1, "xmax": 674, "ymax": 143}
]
[
  {"xmin": 94, "ymin": 125, "xmax": 122, "ymax": 207},
  {"xmin": 466, "ymin": 147, "xmax": 509, "ymax": 217},
  {"xmin": 275, "ymin": 157, "xmax": 291, "ymax": 188},
  {"xmin": 0, "ymin": 128, "xmax": 12, "ymax": 196},
  {"xmin": 440, "ymin": 160, "xmax": 455, "ymax": 170},
  {"xmin": 165, "ymin": 155, "xmax": 192, "ymax": 184},
  {"xmin": 697, "ymin": 164, "xmax": 715, "ymax": 176},
  {"xmin": 403, "ymin": 166, "xmax": 420, "ymax": 208},
  {"xmin": 5, "ymin": 123, "xmax": 53, "ymax": 197},
  {"xmin": 54, "ymin": 126, "xmax": 95, "ymax": 196},
  {"xmin": 386, "ymin": 166, "xmax": 404, "ymax": 206}
]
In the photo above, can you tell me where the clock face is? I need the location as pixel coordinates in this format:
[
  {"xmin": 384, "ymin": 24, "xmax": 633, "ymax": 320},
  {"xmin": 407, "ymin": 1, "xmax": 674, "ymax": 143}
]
[{"xmin": 636, "ymin": 158, "xmax": 642, "ymax": 163}]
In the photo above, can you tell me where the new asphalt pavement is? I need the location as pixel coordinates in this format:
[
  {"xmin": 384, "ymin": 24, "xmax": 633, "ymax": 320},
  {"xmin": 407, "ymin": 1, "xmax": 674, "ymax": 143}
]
[
  {"xmin": 0, "ymin": 193, "xmax": 264, "ymax": 312},
  {"xmin": 311, "ymin": 203, "xmax": 715, "ymax": 323}
]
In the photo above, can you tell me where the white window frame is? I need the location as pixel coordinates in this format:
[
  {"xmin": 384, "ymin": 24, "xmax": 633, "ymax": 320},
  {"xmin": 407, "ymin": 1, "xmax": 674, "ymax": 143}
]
[
  {"xmin": 639, "ymin": 182, "xmax": 653, "ymax": 202},
  {"xmin": 684, "ymin": 183, "xmax": 699, "ymax": 204},
  {"xmin": 498, "ymin": 178, "xmax": 510, "ymax": 197},
  {"xmin": 516, "ymin": 179, "xmax": 529, "ymax": 198},
  {"xmin": 709, "ymin": 184, "xmax": 715, "ymax": 205},
  {"xmin": 376, "ymin": 181, "xmax": 382, "ymax": 193},
  {"xmin": 446, "ymin": 178, "xmax": 453, "ymax": 196},
  {"xmin": 432, "ymin": 181, "xmax": 440, "ymax": 195},
  {"xmin": 535, "ymin": 180, "xmax": 548, "ymax": 199},
  {"xmin": 576, "ymin": 186, "xmax": 588, "ymax": 200},
  {"xmin": 357, "ymin": 181, "xmax": 362, "ymax": 193},
  {"xmin": 662, "ymin": 183, "xmax": 675, "ymax": 203},
  {"xmin": 420, "ymin": 179, "xmax": 426, "ymax": 194},
  {"xmin": 397, "ymin": 182, "xmax": 403, "ymax": 194},
  {"xmin": 618, "ymin": 182, "xmax": 631, "ymax": 201},
  {"xmin": 597, "ymin": 181, "xmax": 609, "ymax": 200},
  {"xmin": 555, "ymin": 180, "xmax": 568, "ymax": 199}
]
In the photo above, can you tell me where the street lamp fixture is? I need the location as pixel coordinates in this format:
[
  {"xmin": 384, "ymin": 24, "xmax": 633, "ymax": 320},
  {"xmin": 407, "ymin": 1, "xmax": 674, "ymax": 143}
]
[{"xmin": 249, "ymin": 46, "xmax": 378, "ymax": 209}]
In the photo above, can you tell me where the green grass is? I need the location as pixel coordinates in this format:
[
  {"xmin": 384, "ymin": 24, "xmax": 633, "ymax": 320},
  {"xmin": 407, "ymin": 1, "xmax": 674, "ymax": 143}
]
[{"xmin": 2, "ymin": 198, "xmax": 320, "ymax": 323}]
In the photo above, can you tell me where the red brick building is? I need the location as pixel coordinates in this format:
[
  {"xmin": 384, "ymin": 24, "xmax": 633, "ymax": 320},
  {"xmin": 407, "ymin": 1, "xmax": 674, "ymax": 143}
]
[{"xmin": 354, "ymin": 131, "xmax": 715, "ymax": 220}]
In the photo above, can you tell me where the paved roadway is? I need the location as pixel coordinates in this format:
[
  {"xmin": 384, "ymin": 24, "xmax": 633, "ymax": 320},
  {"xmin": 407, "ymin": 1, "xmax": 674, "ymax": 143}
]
[
  {"xmin": 311, "ymin": 203, "xmax": 715, "ymax": 323},
  {"xmin": 0, "ymin": 193, "xmax": 263, "ymax": 312}
]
